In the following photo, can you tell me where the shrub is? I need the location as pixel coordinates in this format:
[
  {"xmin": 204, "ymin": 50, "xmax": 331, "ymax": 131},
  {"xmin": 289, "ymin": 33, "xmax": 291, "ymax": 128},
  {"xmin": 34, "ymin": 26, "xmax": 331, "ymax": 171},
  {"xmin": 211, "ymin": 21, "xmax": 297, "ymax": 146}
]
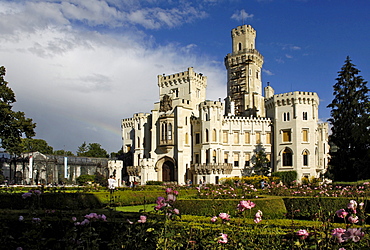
[
  {"xmin": 76, "ymin": 174, "xmax": 95, "ymax": 185},
  {"xmin": 271, "ymin": 171, "xmax": 297, "ymax": 185},
  {"xmin": 175, "ymin": 198, "xmax": 287, "ymax": 219},
  {"xmin": 146, "ymin": 180, "xmax": 163, "ymax": 185}
]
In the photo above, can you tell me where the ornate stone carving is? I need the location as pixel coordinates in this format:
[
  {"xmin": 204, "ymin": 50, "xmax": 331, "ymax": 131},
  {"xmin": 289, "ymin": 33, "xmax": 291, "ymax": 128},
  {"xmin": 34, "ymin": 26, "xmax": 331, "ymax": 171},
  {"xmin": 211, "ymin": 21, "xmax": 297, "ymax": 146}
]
[{"xmin": 159, "ymin": 94, "xmax": 172, "ymax": 112}]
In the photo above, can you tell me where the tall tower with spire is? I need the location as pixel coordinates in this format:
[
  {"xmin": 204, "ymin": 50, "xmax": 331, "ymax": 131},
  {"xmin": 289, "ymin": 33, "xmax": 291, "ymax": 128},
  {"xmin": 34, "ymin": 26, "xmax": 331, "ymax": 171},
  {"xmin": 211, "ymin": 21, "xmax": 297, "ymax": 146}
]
[{"xmin": 224, "ymin": 24, "xmax": 265, "ymax": 117}]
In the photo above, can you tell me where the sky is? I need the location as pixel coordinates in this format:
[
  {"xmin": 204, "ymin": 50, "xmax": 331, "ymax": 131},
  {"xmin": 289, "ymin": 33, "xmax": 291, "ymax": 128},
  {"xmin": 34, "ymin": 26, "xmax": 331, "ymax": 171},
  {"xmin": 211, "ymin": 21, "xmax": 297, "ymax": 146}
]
[{"xmin": 0, "ymin": 0, "xmax": 369, "ymax": 154}]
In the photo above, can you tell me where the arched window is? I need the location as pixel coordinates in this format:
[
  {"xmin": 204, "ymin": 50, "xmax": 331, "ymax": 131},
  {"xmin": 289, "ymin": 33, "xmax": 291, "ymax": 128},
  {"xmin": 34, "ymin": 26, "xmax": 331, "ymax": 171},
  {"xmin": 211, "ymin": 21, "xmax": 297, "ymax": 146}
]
[
  {"xmin": 161, "ymin": 123, "xmax": 165, "ymax": 141},
  {"xmin": 212, "ymin": 129, "xmax": 217, "ymax": 142},
  {"xmin": 213, "ymin": 150, "xmax": 217, "ymax": 163},
  {"xmin": 137, "ymin": 137, "xmax": 140, "ymax": 148},
  {"xmin": 303, "ymin": 151, "xmax": 309, "ymax": 166},
  {"xmin": 206, "ymin": 149, "xmax": 210, "ymax": 164},
  {"xmin": 164, "ymin": 123, "xmax": 168, "ymax": 140},
  {"xmin": 282, "ymin": 148, "xmax": 293, "ymax": 166},
  {"xmin": 238, "ymin": 42, "xmax": 242, "ymax": 51},
  {"xmin": 205, "ymin": 129, "xmax": 209, "ymax": 142},
  {"xmin": 168, "ymin": 123, "xmax": 172, "ymax": 140},
  {"xmin": 185, "ymin": 133, "xmax": 189, "ymax": 144}
]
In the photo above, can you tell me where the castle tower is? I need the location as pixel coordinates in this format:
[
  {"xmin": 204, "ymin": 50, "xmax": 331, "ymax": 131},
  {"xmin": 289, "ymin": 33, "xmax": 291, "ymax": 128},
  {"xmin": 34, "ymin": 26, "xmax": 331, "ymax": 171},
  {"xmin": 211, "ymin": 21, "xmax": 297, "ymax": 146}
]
[{"xmin": 224, "ymin": 25, "xmax": 265, "ymax": 117}]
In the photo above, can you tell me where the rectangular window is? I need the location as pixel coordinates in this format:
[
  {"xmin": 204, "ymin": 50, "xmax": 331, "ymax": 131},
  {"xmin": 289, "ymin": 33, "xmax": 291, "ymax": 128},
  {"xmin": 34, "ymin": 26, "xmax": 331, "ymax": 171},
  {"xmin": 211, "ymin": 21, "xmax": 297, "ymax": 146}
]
[
  {"xmin": 195, "ymin": 154, "xmax": 200, "ymax": 164},
  {"xmin": 303, "ymin": 112, "xmax": 308, "ymax": 120},
  {"xmin": 245, "ymin": 153, "xmax": 250, "ymax": 167},
  {"xmin": 223, "ymin": 131, "xmax": 228, "ymax": 143},
  {"xmin": 266, "ymin": 132, "xmax": 271, "ymax": 144},
  {"xmin": 224, "ymin": 152, "xmax": 228, "ymax": 163},
  {"xmin": 195, "ymin": 133, "xmax": 200, "ymax": 144},
  {"xmin": 172, "ymin": 88, "xmax": 179, "ymax": 97},
  {"xmin": 282, "ymin": 130, "xmax": 291, "ymax": 142},
  {"xmin": 245, "ymin": 132, "xmax": 250, "ymax": 144},
  {"xmin": 234, "ymin": 132, "xmax": 239, "ymax": 144},
  {"xmin": 302, "ymin": 129, "xmax": 308, "ymax": 142},
  {"xmin": 256, "ymin": 132, "xmax": 261, "ymax": 144},
  {"xmin": 234, "ymin": 153, "xmax": 239, "ymax": 167}
]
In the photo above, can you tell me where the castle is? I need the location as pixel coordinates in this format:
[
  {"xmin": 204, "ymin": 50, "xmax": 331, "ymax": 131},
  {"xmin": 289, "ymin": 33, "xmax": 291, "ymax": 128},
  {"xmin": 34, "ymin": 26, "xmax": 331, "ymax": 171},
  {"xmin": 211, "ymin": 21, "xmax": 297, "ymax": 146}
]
[{"xmin": 121, "ymin": 24, "xmax": 329, "ymax": 185}]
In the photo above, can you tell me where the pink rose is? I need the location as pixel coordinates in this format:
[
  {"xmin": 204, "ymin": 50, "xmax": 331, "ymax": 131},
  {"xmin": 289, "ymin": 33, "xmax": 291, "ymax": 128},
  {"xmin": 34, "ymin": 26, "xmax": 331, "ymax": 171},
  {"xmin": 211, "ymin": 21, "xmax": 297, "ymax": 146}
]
[
  {"xmin": 211, "ymin": 216, "xmax": 217, "ymax": 222},
  {"xmin": 296, "ymin": 229, "xmax": 309, "ymax": 239},
  {"xmin": 336, "ymin": 209, "xmax": 348, "ymax": 218},
  {"xmin": 138, "ymin": 215, "xmax": 147, "ymax": 223},
  {"xmin": 332, "ymin": 228, "xmax": 346, "ymax": 243},
  {"xmin": 218, "ymin": 213, "xmax": 230, "ymax": 221},
  {"xmin": 218, "ymin": 233, "xmax": 228, "ymax": 243},
  {"xmin": 348, "ymin": 215, "xmax": 359, "ymax": 224},
  {"xmin": 237, "ymin": 200, "xmax": 256, "ymax": 211}
]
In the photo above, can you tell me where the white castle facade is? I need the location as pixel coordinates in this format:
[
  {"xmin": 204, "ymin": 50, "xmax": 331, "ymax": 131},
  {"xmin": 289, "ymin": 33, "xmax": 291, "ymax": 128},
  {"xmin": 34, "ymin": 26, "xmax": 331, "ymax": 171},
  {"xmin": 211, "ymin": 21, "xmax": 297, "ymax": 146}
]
[{"xmin": 122, "ymin": 25, "xmax": 329, "ymax": 185}]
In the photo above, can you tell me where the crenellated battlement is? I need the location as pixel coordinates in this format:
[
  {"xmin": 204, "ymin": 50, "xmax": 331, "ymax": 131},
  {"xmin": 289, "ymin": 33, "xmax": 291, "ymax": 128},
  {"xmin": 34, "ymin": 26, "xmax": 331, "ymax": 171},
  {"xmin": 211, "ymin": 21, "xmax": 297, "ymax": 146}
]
[
  {"xmin": 223, "ymin": 115, "xmax": 271, "ymax": 123},
  {"xmin": 232, "ymin": 25, "xmax": 256, "ymax": 38},
  {"xmin": 199, "ymin": 100, "xmax": 223, "ymax": 109},
  {"xmin": 225, "ymin": 50, "xmax": 263, "ymax": 67},
  {"xmin": 157, "ymin": 67, "xmax": 207, "ymax": 88},
  {"xmin": 122, "ymin": 118, "xmax": 134, "ymax": 128},
  {"xmin": 265, "ymin": 91, "xmax": 319, "ymax": 107}
]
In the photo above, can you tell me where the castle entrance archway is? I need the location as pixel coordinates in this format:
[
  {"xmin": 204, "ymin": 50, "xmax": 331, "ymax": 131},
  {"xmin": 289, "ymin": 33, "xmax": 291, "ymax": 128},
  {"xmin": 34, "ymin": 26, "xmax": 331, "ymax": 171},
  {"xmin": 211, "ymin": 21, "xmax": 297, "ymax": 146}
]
[
  {"xmin": 155, "ymin": 157, "xmax": 177, "ymax": 182},
  {"xmin": 162, "ymin": 161, "xmax": 175, "ymax": 182}
]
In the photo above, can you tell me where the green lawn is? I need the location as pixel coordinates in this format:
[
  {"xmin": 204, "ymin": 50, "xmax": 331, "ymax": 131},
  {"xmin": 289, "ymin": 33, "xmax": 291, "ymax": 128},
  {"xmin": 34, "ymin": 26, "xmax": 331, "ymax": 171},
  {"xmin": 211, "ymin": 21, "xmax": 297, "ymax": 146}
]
[{"xmin": 115, "ymin": 204, "xmax": 156, "ymax": 212}]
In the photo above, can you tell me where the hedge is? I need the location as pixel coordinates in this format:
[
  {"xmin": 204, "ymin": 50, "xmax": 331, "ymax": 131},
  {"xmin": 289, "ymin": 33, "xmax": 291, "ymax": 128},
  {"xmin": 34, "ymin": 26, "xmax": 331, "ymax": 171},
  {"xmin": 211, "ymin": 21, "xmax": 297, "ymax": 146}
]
[
  {"xmin": 283, "ymin": 197, "xmax": 369, "ymax": 221},
  {"xmin": 0, "ymin": 193, "xmax": 102, "ymax": 210},
  {"xmin": 175, "ymin": 197, "xmax": 287, "ymax": 219}
]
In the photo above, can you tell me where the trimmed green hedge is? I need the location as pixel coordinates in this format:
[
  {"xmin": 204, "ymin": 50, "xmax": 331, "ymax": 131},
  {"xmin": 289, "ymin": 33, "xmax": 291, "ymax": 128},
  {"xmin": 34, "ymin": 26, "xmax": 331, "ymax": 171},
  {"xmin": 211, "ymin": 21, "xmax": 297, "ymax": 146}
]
[
  {"xmin": 92, "ymin": 190, "xmax": 164, "ymax": 206},
  {"xmin": 0, "ymin": 193, "xmax": 102, "ymax": 210},
  {"xmin": 283, "ymin": 197, "xmax": 368, "ymax": 221},
  {"xmin": 175, "ymin": 197, "xmax": 287, "ymax": 219}
]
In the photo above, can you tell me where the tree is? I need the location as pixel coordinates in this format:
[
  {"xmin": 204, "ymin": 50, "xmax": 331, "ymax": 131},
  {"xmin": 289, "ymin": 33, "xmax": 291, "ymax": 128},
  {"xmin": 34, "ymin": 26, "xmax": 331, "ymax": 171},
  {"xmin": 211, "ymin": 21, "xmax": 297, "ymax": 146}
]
[
  {"xmin": 76, "ymin": 142, "xmax": 88, "ymax": 156},
  {"xmin": 76, "ymin": 174, "xmax": 95, "ymax": 185},
  {"xmin": 326, "ymin": 57, "xmax": 370, "ymax": 181},
  {"xmin": 53, "ymin": 150, "xmax": 75, "ymax": 156},
  {"xmin": 110, "ymin": 147, "xmax": 123, "ymax": 159},
  {"xmin": 251, "ymin": 143, "xmax": 271, "ymax": 176},
  {"xmin": 21, "ymin": 138, "xmax": 53, "ymax": 154},
  {"xmin": 77, "ymin": 142, "xmax": 108, "ymax": 158},
  {"xmin": 0, "ymin": 66, "xmax": 36, "ymax": 154}
]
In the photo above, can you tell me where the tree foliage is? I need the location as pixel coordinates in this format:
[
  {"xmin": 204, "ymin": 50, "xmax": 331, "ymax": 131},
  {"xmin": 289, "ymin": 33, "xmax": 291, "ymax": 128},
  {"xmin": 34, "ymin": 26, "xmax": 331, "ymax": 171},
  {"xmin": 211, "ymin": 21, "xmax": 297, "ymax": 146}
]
[
  {"xmin": 251, "ymin": 143, "xmax": 271, "ymax": 176},
  {"xmin": 110, "ymin": 147, "xmax": 123, "ymax": 159},
  {"xmin": 76, "ymin": 174, "xmax": 95, "ymax": 185},
  {"xmin": 0, "ymin": 66, "xmax": 36, "ymax": 154},
  {"xmin": 77, "ymin": 142, "xmax": 108, "ymax": 158},
  {"xmin": 53, "ymin": 150, "xmax": 75, "ymax": 156},
  {"xmin": 21, "ymin": 138, "xmax": 53, "ymax": 154},
  {"xmin": 326, "ymin": 57, "xmax": 370, "ymax": 181}
]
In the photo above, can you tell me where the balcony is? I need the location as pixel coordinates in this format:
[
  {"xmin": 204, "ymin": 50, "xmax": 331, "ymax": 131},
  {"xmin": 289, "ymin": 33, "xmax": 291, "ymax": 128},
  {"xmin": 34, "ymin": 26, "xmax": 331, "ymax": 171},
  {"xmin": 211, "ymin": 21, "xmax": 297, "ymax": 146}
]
[
  {"xmin": 127, "ymin": 166, "xmax": 141, "ymax": 176},
  {"xmin": 190, "ymin": 163, "xmax": 233, "ymax": 175}
]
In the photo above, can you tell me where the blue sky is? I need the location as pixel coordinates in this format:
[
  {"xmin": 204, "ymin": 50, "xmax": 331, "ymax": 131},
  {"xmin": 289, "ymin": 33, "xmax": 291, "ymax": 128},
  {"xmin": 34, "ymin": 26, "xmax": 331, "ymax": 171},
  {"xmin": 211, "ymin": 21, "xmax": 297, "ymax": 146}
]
[{"xmin": 0, "ymin": 0, "xmax": 369, "ymax": 154}]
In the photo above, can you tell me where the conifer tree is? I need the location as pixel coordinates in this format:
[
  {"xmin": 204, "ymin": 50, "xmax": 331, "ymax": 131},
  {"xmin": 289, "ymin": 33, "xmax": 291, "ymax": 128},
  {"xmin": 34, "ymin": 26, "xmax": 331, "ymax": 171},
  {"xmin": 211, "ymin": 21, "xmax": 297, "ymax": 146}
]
[
  {"xmin": 327, "ymin": 57, "xmax": 370, "ymax": 181},
  {"xmin": 251, "ymin": 143, "xmax": 271, "ymax": 176}
]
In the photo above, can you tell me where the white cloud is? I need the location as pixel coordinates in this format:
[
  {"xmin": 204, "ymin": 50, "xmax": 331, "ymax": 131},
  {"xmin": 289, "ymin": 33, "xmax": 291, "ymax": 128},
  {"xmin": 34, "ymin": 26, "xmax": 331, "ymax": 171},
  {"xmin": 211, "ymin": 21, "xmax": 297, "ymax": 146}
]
[
  {"xmin": 231, "ymin": 9, "xmax": 254, "ymax": 22},
  {"xmin": 285, "ymin": 54, "xmax": 293, "ymax": 59},
  {"xmin": 263, "ymin": 69, "xmax": 274, "ymax": 76},
  {"xmin": 0, "ymin": 0, "xmax": 222, "ymax": 153}
]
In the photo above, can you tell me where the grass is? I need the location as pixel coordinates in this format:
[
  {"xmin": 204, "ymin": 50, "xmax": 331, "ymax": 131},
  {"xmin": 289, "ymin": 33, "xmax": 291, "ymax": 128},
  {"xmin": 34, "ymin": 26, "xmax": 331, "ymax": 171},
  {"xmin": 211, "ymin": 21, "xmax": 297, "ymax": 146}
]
[{"xmin": 115, "ymin": 204, "xmax": 156, "ymax": 212}]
